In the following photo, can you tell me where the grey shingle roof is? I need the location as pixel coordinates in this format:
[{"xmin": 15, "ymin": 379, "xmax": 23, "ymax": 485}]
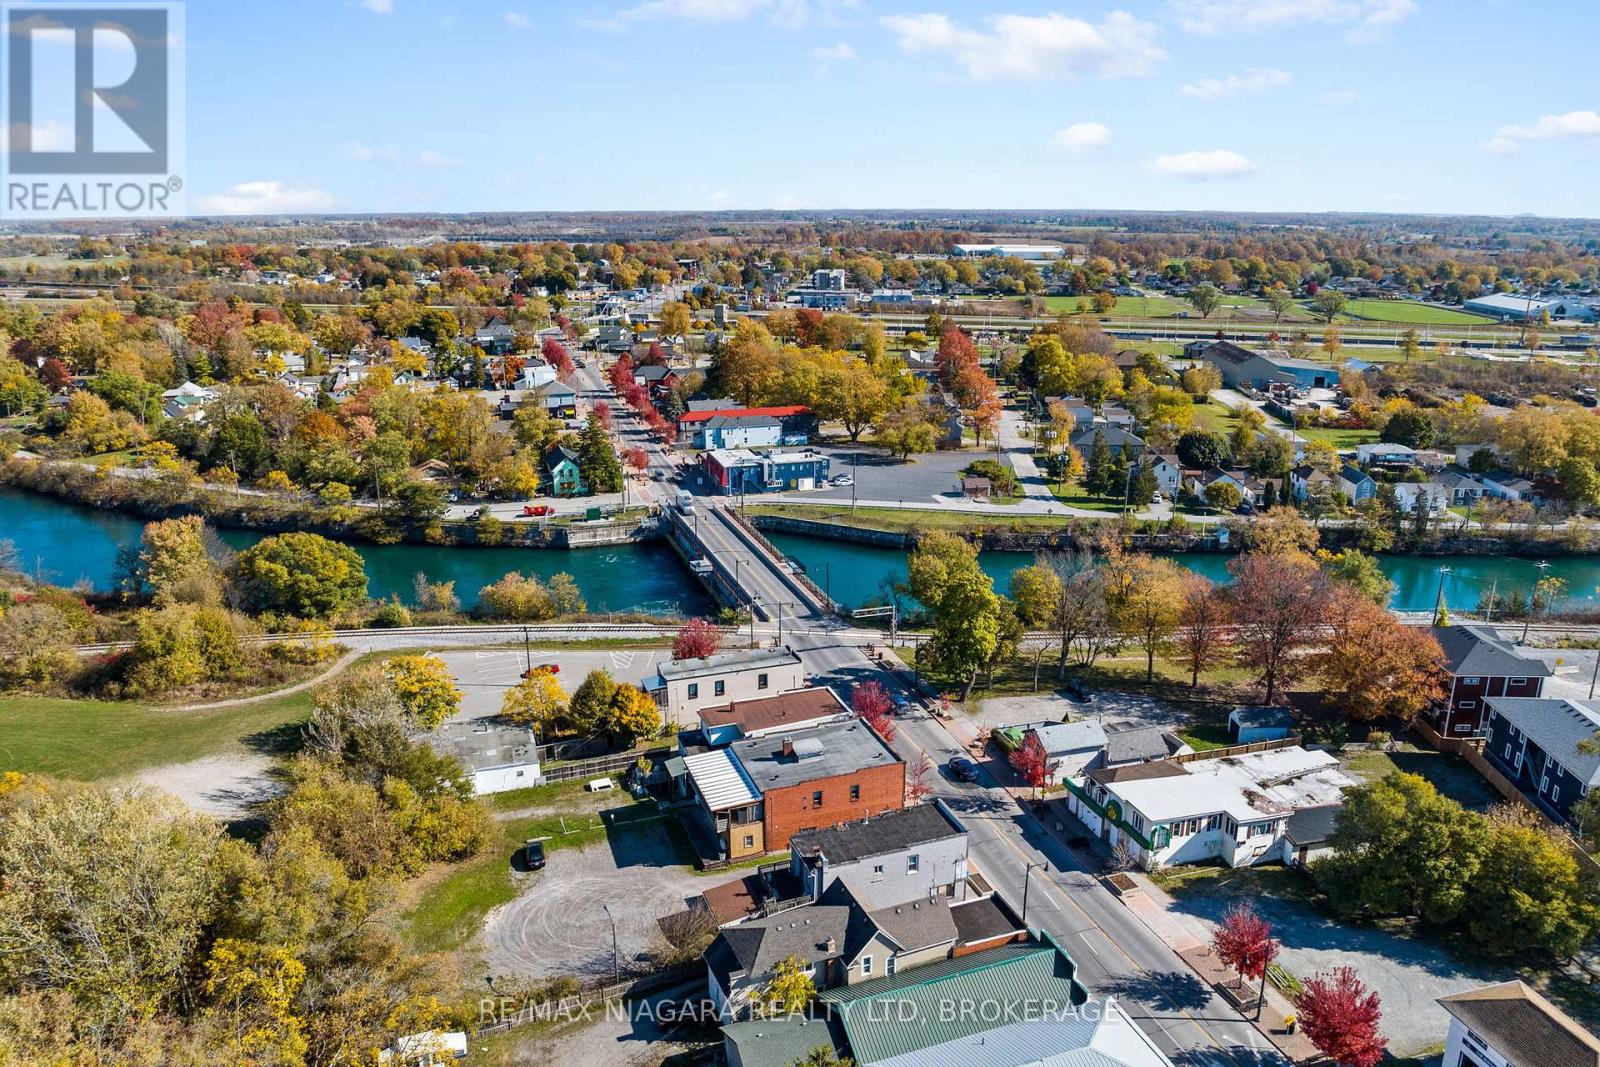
[
  {"xmin": 721, "ymin": 1015, "xmax": 848, "ymax": 1067},
  {"xmin": 1102, "ymin": 722, "xmax": 1185, "ymax": 764},
  {"xmin": 1438, "ymin": 981, "xmax": 1600, "ymax": 1067},
  {"xmin": 868, "ymin": 898, "xmax": 958, "ymax": 954},
  {"xmin": 1431, "ymin": 625, "xmax": 1552, "ymax": 680},
  {"xmin": 1485, "ymin": 697, "xmax": 1600, "ymax": 787},
  {"xmin": 732, "ymin": 718, "xmax": 902, "ymax": 793},
  {"xmin": 789, "ymin": 802, "xmax": 964, "ymax": 865},
  {"xmin": 708, "ymin": 905, "xmax": 854, "ymax": 984},
  {"xmin": 1284, "ymin": 804, "xmax": 1342, "ymax": 846}
]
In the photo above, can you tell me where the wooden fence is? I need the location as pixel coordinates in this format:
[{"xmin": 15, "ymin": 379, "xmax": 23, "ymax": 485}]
[
  {"xmin": 472, "ymin": 963, "xmax": 701, "ymax": 1037},
  {"xmin": 540, "ymin": 745, "xmax": 671, "ymax": 785},
  {"xmin": 1171, "ymin": 736, "xmax": 1302, "ymax": 764}
]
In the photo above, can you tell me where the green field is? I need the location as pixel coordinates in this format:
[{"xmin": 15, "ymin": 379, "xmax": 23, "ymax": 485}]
[
  {"xmin": 1341, "ymin": 299, "xmax": 1495, "ymax": 326},
  {"xmin": 0, "ymin": 252, "xmax": 129, "ymax": 271},
  {"xmin": 0, "ymin": 687, "xmax": 315, "ymax": 780},
  {"xmin": 1045, "ymin": 295, "xmax": 1189, "ymax": 317},
  {"xmin": 1296, "ymin": 425, "xmax": 1378, "ymax": 450}
]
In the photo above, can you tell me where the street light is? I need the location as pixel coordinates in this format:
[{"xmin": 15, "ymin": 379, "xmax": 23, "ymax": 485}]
[
  {"xmin": 1021, "ymin": 860, "xmax": 1047, "ymax": 925},
  {"xmin": 1520, "ymin": 560, "xmax": 1552, "ymax": 644},
  {"xmin": 602, "ymin": 903, "xmax": 620, "ymax": 982}
]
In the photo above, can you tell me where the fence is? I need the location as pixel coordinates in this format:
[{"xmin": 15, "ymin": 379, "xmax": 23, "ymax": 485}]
[
  {"xmin": 540, "ymin": 745, "xmax": 671, "ymax": 785},
  {"xmin": 722, "ymin": 507, "xmax": 838, "ymax": 616},
  {"xmin": 1171, "ymin": 736, "xmax": 1302, "ymax": 765},
  {"xmin": 472, "ymin": 963, "xmax": 702, "ymax": 1037}
]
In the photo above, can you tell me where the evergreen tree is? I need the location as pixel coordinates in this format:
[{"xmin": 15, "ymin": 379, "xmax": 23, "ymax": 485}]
[
  {"xmin": 1108, "ymin": 447, "xmax": 1130, "ymax": 502},
  {"xmin": 1130, "ymin": 463, "xmax": 1158, "ymax": 507},
  {"xmin": 577, "ymin": 415, "xmax": 623, "ymax": 493},
  {"xmin": 1085, "ymin": 429, "xmax": 1112, "ymax": 496}
]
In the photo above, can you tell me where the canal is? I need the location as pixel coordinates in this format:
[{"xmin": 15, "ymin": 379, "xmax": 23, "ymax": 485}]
[{"xmin": 5, "ymin": 486, "xmax": 1598, "ymax": 617}]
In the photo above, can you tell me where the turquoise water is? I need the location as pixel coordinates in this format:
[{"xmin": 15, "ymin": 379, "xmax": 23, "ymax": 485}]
[
  {"xmin": 0, "ymin": 488, "xmax": 714, "ymax": 615},
  {"xmin": 4, "ymin": 485, "xmax": 1596, "ymax": 617},
  {"xmin": 767, "ymin": 531, "xmax": 1600, "ymax": 614}
]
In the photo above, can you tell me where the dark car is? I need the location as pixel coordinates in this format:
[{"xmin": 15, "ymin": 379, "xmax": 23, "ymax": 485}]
[
  {"xmin": 522, "ymin": 838, "xmax": 546, "ymax": 871},
  {"xmin": 1063, "ymin": 680, "xmax": 1094, "ymax": 703},
  {"xmin": 947, "ymin": 757, "xmax": 979, "ymax": 783}
]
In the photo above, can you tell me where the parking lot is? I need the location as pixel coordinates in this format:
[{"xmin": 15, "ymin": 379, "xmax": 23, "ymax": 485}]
[{"xmin": 433, "ymin": 647, "xmax": 671, "ymax": 721}]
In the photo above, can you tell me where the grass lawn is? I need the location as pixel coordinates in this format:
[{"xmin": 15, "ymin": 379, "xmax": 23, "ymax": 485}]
[
  {"xmin": 1187, "ymin": 401, "xmax": 1241, "ymax": 435},
  {"xmin": 914, "ymin": 647, "xmax": 1256, "ymax": 705},
  {"xmin": 402, "ymin": 799, "xmax": 692, "ymax": 953},
  {"xmin": 1342, "ymin": 299, "xmax": 1494, "ymax": 326},
  {"xmin": 1296, "ymin": 425, "xmax": 1378, "ymax": 449},
  {"xmin": 1047, "ymin": 295, "xmax": 1189, "ymax": 317},
  {"xmin": 747, "ymin": 502, "xmax": 1076, "ymax": 534},
  {"xmin": 1049, "ymin": 483, "xmax": 1129, "ymax": 512},
  {"xmin": 0, "ymin": 252, "xmax": 129, "ymax": 271},
  {"xmin": 1338, "ymin": 746, "xmax": 1503, "ymax": 812},
  {"xmin": 0, "ymin": 687, "xmax": 317, "ymax": 780}
]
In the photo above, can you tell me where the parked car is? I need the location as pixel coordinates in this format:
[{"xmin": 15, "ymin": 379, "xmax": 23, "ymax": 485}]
[
  {"xmin": 831, "ymin": 473, "xmax": 854, "ymax": 487},
  {"xmin": 890, "ymin": 691, "xmax": 913, "ymax": 715},
  {"xmin": 522, "ymin": 838, "xmax": 546, "ymax": 871},
  {"xmin": 1063, "ymin": 680, "xmax": 1094, "ymax": 703},
  {"xmin": 523, "ymin": 663, "xmax": 560, "ymax": 678},
  {"xmin": 947, "ymin": 757, "xmax": 979, "ymax": 783}
]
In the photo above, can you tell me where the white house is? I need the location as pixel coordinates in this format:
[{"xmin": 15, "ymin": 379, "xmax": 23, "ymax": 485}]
[
  {"xmin": 1438, "ymin": 980, "xmax": 1600, "ymax": 1067},
  {"xmin": 1394, "ymin": 480, "xmax": 1451, "ymax": 516},
  {"xmin": 1146, "ymin": 454, "xmax": 1183, "ymax": 499},
  {"xmin": 1065, "ymin": 746, "xmax": 1355, "ymax": 870},
  {"xmin": 1356, "ymin": 442, "xmax": 1417, "ymax": 467},
  {"xmin": 644, "ymin": 647, "xmax": 806, "ymax": 727},
  {"xmin": 425, "ymin": 723, "xmax": 540, "ymax": 795},
  {"xmin": 517, "ymin": 361, "xmax": 557, "ymax": 389}
]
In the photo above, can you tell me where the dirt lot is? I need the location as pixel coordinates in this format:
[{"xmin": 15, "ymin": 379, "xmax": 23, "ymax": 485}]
[{"xmin": 480, "ymin": 818, "xmax": 706, "ymax": 981}]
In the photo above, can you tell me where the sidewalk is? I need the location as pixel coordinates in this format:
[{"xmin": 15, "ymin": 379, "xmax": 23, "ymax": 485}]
[{"xmin": 1030, "ymin": 799, "xmax": 1321, "ymax": 1064}]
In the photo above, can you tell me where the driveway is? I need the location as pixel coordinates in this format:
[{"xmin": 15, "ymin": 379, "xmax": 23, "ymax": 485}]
[
  {"xmin": 1166, "ymin": 889, "xmax": 1502, "ymax": 1056},
  {"xmin": 480, "ymin": 819, "xmax": 707, "ymax": 981}
]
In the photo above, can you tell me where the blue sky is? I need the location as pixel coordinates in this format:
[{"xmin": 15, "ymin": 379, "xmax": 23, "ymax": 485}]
[{"xmin": 183, "ymin": 1, "xmax": 1600, "ymax": 218}]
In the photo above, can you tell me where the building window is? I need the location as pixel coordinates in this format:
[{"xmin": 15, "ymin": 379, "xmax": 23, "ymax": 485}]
[
  {"xmin": 873, "ymin": 864, "xmax": 884, "ymax": 875},
  {"xmin": 714, "ymin": 680, "xmax": 726, "ymax": 697},
  {"xmin": 887, "ymin": 957, "xmax": 897, "ymax": 976},
  {"xmin": 758, "ymin": 673, "xmax": 769, "ymax": 690},
  {"xmin": 1458, "ymin": 700, "xmax": 1476, "ymax": 710},
  {"xmin": 1510, "ymin": 677, "xmax": 1527, "ymax": 686},
  {"xmin": 687, "ymin": 683, "xmax": 699, "ymax": 700},
  {"xmin": 1454, "ymin": 724, "xmax": 1473, "ymax": 733},
  {"xmin": 850, "ymin": 784, "xmax": 860, "ymax": 802},
  {"xmin": 812, "ymin": 790, "xmax": 823, "ymax": 807},
  {"xmin": 743, "ymin": 834, "xmax": 754, "ymax": 848},
  {"xmin": 1506, "ymin": 744, "xmax": 1514, "ymax": 759},
  {"xmin": 1553, "ymin": 785, "xmax": 1561, "ymax": 803},
  {"xmin": 1205, "ymin": 814, "xmax": 1221, "ymax": 831},
  {"xmin": 908, "ymin": 854, "xmax": 920, "ymax": 872},
  {"xmin": 861, "ymin": 955, "xmax": 873, "ymax": 976},
  {"xmin": 1462, "ymin": 677, "xmax": 1480, "ymax": 685}
]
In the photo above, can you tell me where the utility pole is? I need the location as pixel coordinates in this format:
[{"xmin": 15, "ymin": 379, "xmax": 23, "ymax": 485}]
[
  {"xmin": 1520, "ymin": 560, "xmax": 1551, "ymax": 644},
  {"xmin": 602, "ymin": 903, "xmax": 619, "ymax": 982},
  {"xmin": 522, "ymin": 627, "xmax": 532, "ymax": 675},
  {"xmin": 1433, "ymin": 565, "xmax": 1452, "ymax": 626},
  {"xmin": 1485, "ymin": 576, "xmax": 1498, "ymax": 623}
]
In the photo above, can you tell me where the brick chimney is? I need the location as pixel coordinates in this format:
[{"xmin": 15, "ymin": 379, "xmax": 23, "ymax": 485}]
[{"xmin": 782, "ymin": 736, "xmax": 795, "ymax": 757}]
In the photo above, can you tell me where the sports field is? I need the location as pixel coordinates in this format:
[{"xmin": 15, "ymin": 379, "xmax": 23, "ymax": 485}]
[{"xmin": 1341, "ymin": 298, "xmax": 1495, "ymax": 325}]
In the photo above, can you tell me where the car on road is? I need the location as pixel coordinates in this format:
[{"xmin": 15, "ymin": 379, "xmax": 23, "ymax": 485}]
[
  {"xmin": 947, "ymin": 757, "xmax": 979, "ymax": 783},
  {"xmin": 1063, "ymin": 680, "xmax": 1094, "ymax": 703},
  {"xmin": 652, "ymin": 469, "xmax": 667, "ymax": 480},
  {"xmin": 521, "ymin": 838, "xmax": 546, "ymax": 871},
  {"xmin": 831, "ymin": 474, "xmax": 854, "ymax": 487},
  {"xmin": 890, "ymin": 691, "xmax": 914, "ymax": 715}
]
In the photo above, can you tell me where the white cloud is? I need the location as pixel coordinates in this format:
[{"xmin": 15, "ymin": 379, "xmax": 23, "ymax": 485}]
[
  {"xmin": 1321, "ymin": 88, "xmax": 1359, "ymax": 105},
  {"xmin": 879, "ymin": 11, "xmax": 1164, "ymax": 81},
  {"xmin": 359, "ymin": 0, "xmax": 393, "ymax": 13},
  {"xmin": 707, "ymin": 190, "xmax": 731, "ymax": 205},
  {"xmin": 1152, "ymin": 148, "xmax": 1255, "ymax": 179},
  {"xmin": 195, "ymin": 181, "xmax": 335, "ymax": 216},
  {"xmin": 596, "ymin": 0, "xmax": 855, "ymax": 30},
  {"xmin": 0, "ymin": 120, "xmax": 72, "ymax": 152},
  {"xmin": 1172, "ymin": 0, "xmax": 1416, "ymax": 42},
  {"xmin": 1054, "ymin": 121, "xmax": 1112, "ymax": 153},
  {"xmin": 341, "ymin": 140, "xmax": 400, "ymax": 162},
  {"xmin": 1179, "ymin": 67, "xmax": 1290, "ymax": 99},
  {"xmin": 504, "ymin": 11, "xmax": 531, "ymax": 28},
  {"xmin": 813, "ymin": 41, "xmax": 856, "ymax": 74},
  {"xmin": 1483, "ymin": 110, "xmax": 1600, "ymax": 154},
  {"xmin": 417, "ymin": 149, "xmax": 462, "ymax": 167}
]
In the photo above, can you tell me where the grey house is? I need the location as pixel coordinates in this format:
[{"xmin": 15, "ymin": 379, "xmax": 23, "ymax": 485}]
[
  {"xmin": 789, "ymin": 801, "xmax": 971, "ymax": 910},
  {"xmin": 1485, "ymin": 697, "xmax": 1600, "ymax": 826}
]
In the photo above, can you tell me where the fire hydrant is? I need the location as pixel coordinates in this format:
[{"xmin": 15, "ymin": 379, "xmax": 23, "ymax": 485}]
[{"xmin": 1284, "ymin": 1013, "xmax": 1297, "ymax": 1034}]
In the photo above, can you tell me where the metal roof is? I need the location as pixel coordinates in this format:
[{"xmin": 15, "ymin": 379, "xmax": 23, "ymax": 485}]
[
  {"xmin": 818, "ymin": 941, "xmax": 1088, "ymax": 1064},
  {"xmin": 682, "ymin": 748, "xmax": 760, "ymax": 810},
  {"xmin": 866, "ymin": 1004, "xmax": 1174, "ymax": 1067},
  {"xmin": 658, "ymin": 646, "xmax": 802, "ymax": 683}
]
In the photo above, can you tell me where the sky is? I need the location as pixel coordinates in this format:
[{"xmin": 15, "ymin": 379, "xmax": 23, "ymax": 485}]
[{"xmin": 178, "ymin": 0, "xmax": 1600, "ymax": 218}]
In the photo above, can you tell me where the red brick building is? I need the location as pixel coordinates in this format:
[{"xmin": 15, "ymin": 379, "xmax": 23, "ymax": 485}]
[
  {"xmin": 731, "ymin": 718, "xmax": 905, "ymax": 854},
  {"xmin": 1429, "ymin": 624, "xmax": 1553, "ymax": 736}
]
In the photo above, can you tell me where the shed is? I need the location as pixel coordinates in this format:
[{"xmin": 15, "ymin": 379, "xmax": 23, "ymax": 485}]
[
  {"xmin": 1227, "ymin": 705, "xmax": 1294, "ymax": 744},
  {"xmin": 961, "ymin": 476, "xmax": 992, "ymax": 500}
]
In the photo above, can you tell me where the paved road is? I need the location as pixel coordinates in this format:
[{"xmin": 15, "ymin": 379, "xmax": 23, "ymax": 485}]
[{"xmin": 791, "ymin": 634, "xmax": 1288, "ymax": 1066}]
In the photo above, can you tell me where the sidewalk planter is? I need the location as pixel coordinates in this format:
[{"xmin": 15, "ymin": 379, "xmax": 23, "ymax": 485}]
[
  {"xmin": 1213, "ymin": 980, "xmax": 1263, "ymax": 1016},
  {"xmin": 1101, "ymin": 872, "xmax": 1140, "ymax": 898}
]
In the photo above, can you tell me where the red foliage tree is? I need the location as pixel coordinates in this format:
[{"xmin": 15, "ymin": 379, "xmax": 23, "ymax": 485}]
[
  {"xmin": 638, "ymin": 341, "xmax": 668, "ymax": 366},
  {"xmin": 935, "ymin": 325, "xmax": 980, "ymax": 389},
  {"xmin": 623, "ymin": 384, "xmax": 651, "ymax": 411},
  {"xmin": 592, "ymin": 400, "xmax": 613, "ymax": 428},
  {"xmin": 607, "ymin": 354, "xmax": 635, "ymax": 392},
  {"xmin": 906, "ymin": 752, "xmax": 934, "ymax": 803},
  {"xmin": 1009, "ymin": 741, "xmax": 1047, "ymax": 794},
  {"xmin": 851, "ymin": 681, "xmax": 896, "ymax": 742},
  {"xmin": 1212, "ymin": 902, "xmax": 1279, "ymax": 1013},
  {"xmin": 672, "ymin": 618, "xmax": 724, "ymax": 660},
  {"xmin": 541, "ymin": 336, "xmax": 575, "ymax": 380},
  {"xmin": 1296, "ymin": 966, "xmax": 1386, "ymax": 1067},
  {"xmin": 40, "ymin": 357, "xmax": 71, "ymax": 390},
  {"xmin": 623, "ymin": 447, "xmax": 650, "ymax": 473},
  {"xmin": 794, "ymin": 308, "xmax": 824, "ymax": 347}
]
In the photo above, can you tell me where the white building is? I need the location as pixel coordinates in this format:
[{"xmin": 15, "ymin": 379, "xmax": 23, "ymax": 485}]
[
  {"xmin": 644, "ymin": 647, "xmax": 806, "ymax": 726},
  {"xmin": 1438, "ymin": 980, "xmax": 1600, "ymax": 1067},
  {"xmin": 952, "ymin": 243, "xmax": 1064, "ymax": 261},
  {"xmin": 425, "ymin": 723, "xmax": 540, "ymax": 795},
  {"xmin": 1065, "ymin": 746, "xmax": 1355, "ymax": 870}
]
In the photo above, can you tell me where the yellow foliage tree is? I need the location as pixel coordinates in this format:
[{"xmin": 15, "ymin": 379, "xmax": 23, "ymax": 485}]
[
  {"xmin": 501, "ymin": 669, "xmax": 566, "ymax": 732},
  {"xmin": 384, "ymin": 654, "xmax": 461, "ymax": 729}
]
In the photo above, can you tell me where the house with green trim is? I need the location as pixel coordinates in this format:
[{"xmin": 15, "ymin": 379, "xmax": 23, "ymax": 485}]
[
  {"xmin": 544, "ymin": 443, "xmax": 587, "ymax": 497},
  {"xmin": 1063, "ymin": 745, "xmax": 1354, "ymax": 871}
]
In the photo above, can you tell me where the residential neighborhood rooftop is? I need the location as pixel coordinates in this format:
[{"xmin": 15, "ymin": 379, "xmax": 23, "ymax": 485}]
[
  {"xmin": 424, "ymin": 724, "xmax": 537, "ymax": 772},
  {"xmin": 657, "ymin": 646, "xmax": 803, "ymax": 683},
  {"xmin": 731, "ymin": 718, "xmax": 901, "ymax": 792},
  {"xmin": 1438, "ymin": 980, "xmax": 1600, "ymax": 1067},
  {"xmin": 792, "ymin": 801, "xmax": 966, "ymax": 866},
  {"xmin": 682, "ymin": 747, "xmax": 761, "ymax": 810},
  {"xmin": 1483, "ymin": 697, "xmax": 1600, "ymax": 786},
  {"xmin": 1430, "ymin": 624, "xmax": 1553, "ymax": 679},
  {"xmin": 1099, "ymin": 747, "xmax": 1354, "ymax": 823},
  {"xmin": 700, "ymin": 686, "xmax": 849, "ymax": 737}
]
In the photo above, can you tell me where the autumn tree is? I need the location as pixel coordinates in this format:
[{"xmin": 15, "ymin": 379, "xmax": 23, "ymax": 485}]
[
  {"xmin": 659, "ymin": 301, "xmax": 691, "ymax": 342},
  {"xmin": 1212, "ymin": 902, "xmax": 1279, "ymax": 1017},
  {"xmin": 1009, "ymin": 742, "xmax": 1047, "ymax": 795},
  {"xmin": 1116, "ymin": 556, "xmax": 1185, "ymax": 682},
  {"xmin": 1309, "ymin": 290, "xmax": 1349, "ymax": 323},
  {"xmin": 851, "ymin": 680, "xmax": 896, "ymax": 742},
  {"xmin": 1186, "ymin": 283, "xmax": 1223, "ymax": 318},
  {"xmin": 1296, "ymin": 967, "xmax": 1386, "ymax": 1067},
  {"xmin": 757, "ymin": 955, "xmax": 816, "ymax": 1016},
  {"xmin": 501, "ymin": 669, "xmax": 566, "ymax": 733},
  {"xmin": 1174, "ymin": 572, "xmax": 1230, "ymax": 688},
  {"xmin": 906, "ymin": 752, "xmax": 934, "ymax": 803},
  {"xmin": 1227, "ymin": 551, "xmax": 1329, "ymax": 702},
  {"xmin": 603, "ymin": 683, "xmax": 661, "ymax": 747},
  {"xmin": 908, "ymin": 532, "xmax": 1000, "ymax": 699},
  {"xmin": 383, "ymin": 654, "xmax": 461, "ymax": 730},
  {"xmin": 672, "ymin": 617, "xmax": 724, "ymax": 660},
  {"xmin": 1315, "ymin": 590, "xmax": 1445, "ymax": 725},
  {"xmin": 232, "ymin": 532, "xmax": 367, "ymax": 619}
]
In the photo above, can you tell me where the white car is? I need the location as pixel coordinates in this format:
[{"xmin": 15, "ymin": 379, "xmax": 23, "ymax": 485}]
[{"xmin": 831, "ymin": 474, "xmax": 854, "ymax": 487}]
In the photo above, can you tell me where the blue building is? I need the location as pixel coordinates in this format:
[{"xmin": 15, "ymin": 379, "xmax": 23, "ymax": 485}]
[
  {"xmin": 1484, "ymin": 697, "xmax": 1600, "ymax": 826},
  {"xmin": 702, "ymin": 448, "xmax": 830, "ymax": 495},
  {"xmin": 1189, "ymin": 339, "xmax": 1338, "ymax": 390}
]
